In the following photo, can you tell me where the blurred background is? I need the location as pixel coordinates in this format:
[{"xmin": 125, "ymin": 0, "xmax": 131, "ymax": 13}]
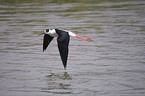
[{"xmin": 0, "ymin": 0, "xmax": 145, "ymax": 96}]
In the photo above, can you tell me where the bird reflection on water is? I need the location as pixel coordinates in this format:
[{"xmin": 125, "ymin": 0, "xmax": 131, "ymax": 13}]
[
  {"xmin": 46, "ymin": 72, "xmax": 72, "ymax": 80},
  {"xmin": 42, "ymin": 72, "xmax": 72, "ymax": 94}
]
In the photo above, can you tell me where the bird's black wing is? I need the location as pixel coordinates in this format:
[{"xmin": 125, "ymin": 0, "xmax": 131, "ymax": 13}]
[
  {"xmin": 43, "ymin": 34, "xmax": 54, "ymax": 52},
  {"xmin": 56, "ymin": 29, "xmax": 70, "ymax": 69}
]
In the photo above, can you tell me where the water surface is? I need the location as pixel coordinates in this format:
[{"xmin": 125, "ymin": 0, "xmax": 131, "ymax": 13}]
[{"xmin": 0, "ymin": 0, "xmax": 145, "ymax": 96}]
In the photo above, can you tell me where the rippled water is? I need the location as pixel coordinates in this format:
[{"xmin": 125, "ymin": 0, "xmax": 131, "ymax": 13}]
[{"xmin": 0, "ymin": 0, "xmax": 145, "ymax": 96}]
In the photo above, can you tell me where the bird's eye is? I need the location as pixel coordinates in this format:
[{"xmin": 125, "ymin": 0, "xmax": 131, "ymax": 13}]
[{"xmin": 46, "ymin": 29, "xmax": 49, "ymax": 32}]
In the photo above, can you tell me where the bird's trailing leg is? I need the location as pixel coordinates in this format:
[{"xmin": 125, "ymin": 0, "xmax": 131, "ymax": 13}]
[{"xmin": 75, "ymin": 36, "xmax": 93, "ymax": 41}]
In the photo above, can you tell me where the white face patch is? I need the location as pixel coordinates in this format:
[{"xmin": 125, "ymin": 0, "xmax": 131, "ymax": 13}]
[{"xmin": 44, "ymin": 29, "xmax": 58, "ymax": 37}]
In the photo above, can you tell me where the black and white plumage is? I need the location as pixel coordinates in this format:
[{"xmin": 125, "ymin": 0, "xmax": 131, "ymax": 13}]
[
  {"xmin": 43, "ymin": 29, "xmax": 92, "ymax": 69},
  {"xmin": 43, "ymin": 29, "xmax": 74, "ymax": 69}
]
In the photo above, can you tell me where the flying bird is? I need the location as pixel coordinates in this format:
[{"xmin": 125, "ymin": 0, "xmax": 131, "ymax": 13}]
[{"xmin": 43, "ymin": 29, "xmax": 92, "ymax": 69}]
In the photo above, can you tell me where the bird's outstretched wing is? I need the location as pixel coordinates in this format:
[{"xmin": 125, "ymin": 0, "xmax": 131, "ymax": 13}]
[
  {"xmin": 56, "ymin": 30, "xmax": 70, "ymax": 69},
  {"xmin": 43, "ymin": 34, "xmax": 54, "ymax": 52}
]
